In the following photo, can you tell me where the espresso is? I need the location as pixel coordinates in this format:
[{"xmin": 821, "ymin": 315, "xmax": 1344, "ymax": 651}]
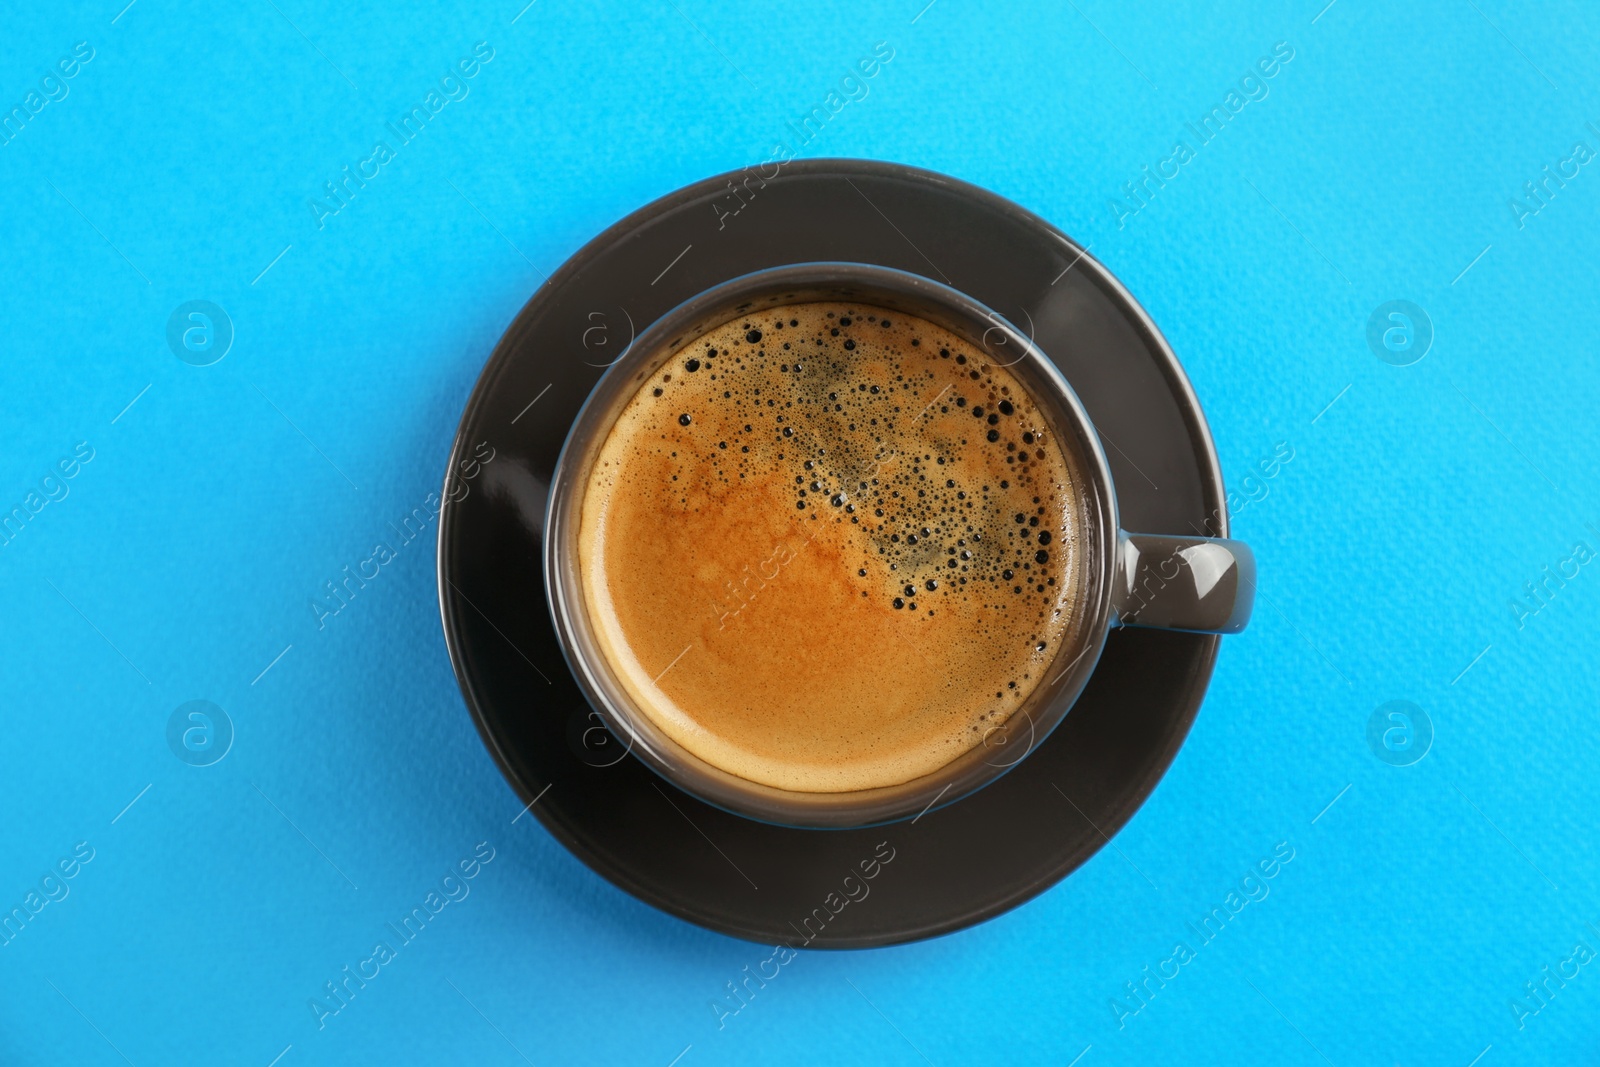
[{"xmin": 578, "ymin": 302, "xmax": 1083, "ymax": 792}]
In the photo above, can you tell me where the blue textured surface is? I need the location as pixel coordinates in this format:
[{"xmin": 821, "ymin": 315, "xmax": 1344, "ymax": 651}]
[{"xmin": 3, "ymin": 1, "xmax": 1597, "ymax": 1063}]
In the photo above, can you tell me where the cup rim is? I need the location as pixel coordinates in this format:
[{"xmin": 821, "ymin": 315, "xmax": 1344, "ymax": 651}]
[{"xmin": 544, "ymin": 262, "xmax": 1123, "ymax": 828}]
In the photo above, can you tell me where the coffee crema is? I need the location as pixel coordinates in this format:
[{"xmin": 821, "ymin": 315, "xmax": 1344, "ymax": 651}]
[{"xmin": 577, "ymin": 302, "xmax": 1083, "ymax": 792}]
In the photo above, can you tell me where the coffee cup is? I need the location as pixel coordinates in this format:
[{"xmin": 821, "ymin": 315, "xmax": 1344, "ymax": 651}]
[{"xmin": 544, "ymin": 262, "xmax": 1253, "ymax": 828}]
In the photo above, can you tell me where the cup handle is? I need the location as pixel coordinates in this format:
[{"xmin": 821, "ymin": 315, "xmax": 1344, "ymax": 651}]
[{"xmin": 1111, "ymin": 532, "xmax": 1255, "ymax": 634}]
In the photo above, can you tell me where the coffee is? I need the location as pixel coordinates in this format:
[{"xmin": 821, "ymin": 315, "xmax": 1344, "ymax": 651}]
[{"xmin": 577, "ymin": 302, "xmax": 1084, "ymax": 792}]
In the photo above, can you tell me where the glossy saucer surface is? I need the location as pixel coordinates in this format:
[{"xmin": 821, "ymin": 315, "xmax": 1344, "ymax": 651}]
[{"xmin": 438, "ymin": 160, "xmax": 1225, "ymax": 948}]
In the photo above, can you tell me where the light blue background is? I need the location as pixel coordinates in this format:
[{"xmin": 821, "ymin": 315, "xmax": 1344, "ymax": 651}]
[{"xmin": 2, "ymin": 0, "xmax": 1597, "ymax": 1063}]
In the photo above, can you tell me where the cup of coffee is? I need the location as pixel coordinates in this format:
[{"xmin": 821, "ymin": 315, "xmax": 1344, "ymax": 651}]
[{"xmin": 544, "ymin": 263, "xmax": 1253, "ymax": 828}]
